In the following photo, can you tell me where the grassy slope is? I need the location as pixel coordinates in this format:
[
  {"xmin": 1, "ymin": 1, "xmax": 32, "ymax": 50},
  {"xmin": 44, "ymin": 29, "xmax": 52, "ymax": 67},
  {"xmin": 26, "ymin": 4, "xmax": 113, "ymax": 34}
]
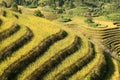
[
  {"xmin": 0, "ymin": 6, "xmax": 120, "ymax": 80},
  {"xmin": 19, "ymin": 6, "xmax": 59, "ymax": 20},
  {"xmin": 69, "ymin": 45, "xmax": 102, "ymax": 80},
  {"xmin": 0, "ymin": 26, "xmax": 26, "ymax": 50},
  {"xmin": 0, "ymin": 8, "xmax": 60, "ymax": 75},
  {"xmin": 17, "ymin": 29, "xmax": 75, "ymax": 80},
  {"xmin": 94, "ymin": 16, "xmax": 116, "ymax": 28},
  {"xmin": 43, "ymin": 35, "xmax": 88, "ymax": 80},
  {"xmin": 0, "ymin": 16, "xmax": 14, "ymax": 32},
  {"xmin": 110, "ymin": 58, "xmax": 120, "ymax": 80},
  {"xmin": 56, "ymin": 15, "xmax": 120, "ymax": 80},
  {"xmin": 23, "ymin": 3, "xmax": 120, "ymax": 80}
]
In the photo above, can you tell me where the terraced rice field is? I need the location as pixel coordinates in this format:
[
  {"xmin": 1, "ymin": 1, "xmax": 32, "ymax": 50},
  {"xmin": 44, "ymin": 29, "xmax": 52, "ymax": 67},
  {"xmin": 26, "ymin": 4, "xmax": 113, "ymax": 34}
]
[
  {"xmin": 0, "ymin": 8, "xmax": 120, "ymax": 80},
  {"xmin": 82, "ymin": 25, "xmax": 120, "ymax": 54},
  {"xmin": 100, "ymin": 27, "xmax": 120, "ymax": 53},
  {"xmin": 68, "ymin": 19, "xmax": 120, "ymax": 55}
]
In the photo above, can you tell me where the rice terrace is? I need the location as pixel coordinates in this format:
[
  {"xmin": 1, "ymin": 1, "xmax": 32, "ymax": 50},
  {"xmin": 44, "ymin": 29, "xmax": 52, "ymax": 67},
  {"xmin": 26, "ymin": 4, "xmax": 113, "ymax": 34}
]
[{"xmin": 0, "ymin": 0, "xmax": 120, "ymax": 80}]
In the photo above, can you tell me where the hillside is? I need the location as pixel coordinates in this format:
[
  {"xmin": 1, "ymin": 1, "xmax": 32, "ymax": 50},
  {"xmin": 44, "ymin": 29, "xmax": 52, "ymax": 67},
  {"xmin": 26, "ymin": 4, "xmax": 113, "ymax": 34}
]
[{"xmin": 0, "ymin": 1, "xmax": 120, "ymax": 80}]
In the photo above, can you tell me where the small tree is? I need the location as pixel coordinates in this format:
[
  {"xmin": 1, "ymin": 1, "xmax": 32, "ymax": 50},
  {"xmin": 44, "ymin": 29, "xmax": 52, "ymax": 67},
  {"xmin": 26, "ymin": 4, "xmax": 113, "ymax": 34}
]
[
  {"xmin": 85, "ymin": 11, "xmax": 93, "ymax": 23},
  {"xmin": 68, "ymin": 0, "xmax": 75, "ymax": 9},
  {"xmin": 58, "ymin": 0, "xmax": 64, "ymax": 7},
  {"xmin": 1, "ymin": 1, "xmax": 7, "ymax": 7},
  {"xmin": 33, "ymin": 10, "xmax": 44, "ymax": 17},
  {"xmin": 11, "ymin": 3, "xmax": 19, "ymax": 12},
  {"xmin": 86, "ymin": 16, "xmax": 93, "ymax": 23}
]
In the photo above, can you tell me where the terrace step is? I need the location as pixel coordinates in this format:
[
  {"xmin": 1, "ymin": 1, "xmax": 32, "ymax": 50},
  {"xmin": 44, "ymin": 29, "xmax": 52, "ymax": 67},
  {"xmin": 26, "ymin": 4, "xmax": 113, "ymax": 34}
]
[
  {"xmin": 0, "ymin": 27, "xmax": 33, "ymax": 62},
  {"xmin": 27, "ymin": 36, "xmax": 81, "ymax": 80},
  {"xmin": 0, "ymin": 30, "xmax": 67, "ymax": 80},
  {"xmin": 69, "ymin": 44, "xmax": 103, "ymax": 80},
  {"xmin": 0, "ymin": 24, "xmax": 20, "ymax": 41},
  {"xmin": 103, "ymin": 54, "xmax": 117, "ymax": 80},
  {"xmin": 99, "ymin": 27, "xmax": 119, "ymax": 31},
  {"xmin": 84, "ymin": 52, "xmax": 107, "ymax": 80},
  {"xmin": 54, "ymin": 42, "xmax": 95, "ymax": 80}
]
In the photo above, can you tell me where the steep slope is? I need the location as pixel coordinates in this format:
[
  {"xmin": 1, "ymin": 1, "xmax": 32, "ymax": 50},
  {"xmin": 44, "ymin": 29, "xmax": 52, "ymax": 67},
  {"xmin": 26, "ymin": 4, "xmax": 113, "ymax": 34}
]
[{"xmin": 0, "ymin": 7, "xmax": 119, "ymax": 80}]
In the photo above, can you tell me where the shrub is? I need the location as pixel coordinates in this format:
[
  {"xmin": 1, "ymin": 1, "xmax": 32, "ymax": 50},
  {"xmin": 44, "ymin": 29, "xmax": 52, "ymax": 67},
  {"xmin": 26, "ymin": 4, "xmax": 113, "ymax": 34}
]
[
  {"xmin": 0, "ymin": 10, "xmax": 6, "ymax": 17},
  {"xmin": 0, "ymin": 19, "xmax": 2, "ymax": 26},
  {"xmin": 86, "ymin": 16, "xmax": 93, "ymax": 23},
  {"xmin": 33, "ymin": 10, "xmax": 44, "ymax": 17},
  {"xmin": 18, "ymin": 8, "xmax": 22, "ymax": 14},
  {"xmin": 85, "ymin": 16, "xmax": 101, "ymax": 27},
  {"xmin": 13, "ymin": 14, "xmax": 19, "ymax": 19}
]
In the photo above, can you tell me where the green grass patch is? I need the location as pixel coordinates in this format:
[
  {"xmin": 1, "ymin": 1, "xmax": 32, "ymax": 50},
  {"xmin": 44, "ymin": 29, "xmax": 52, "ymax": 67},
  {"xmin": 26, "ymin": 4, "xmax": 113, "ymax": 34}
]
[
  {"xmin": 42, "ymin": 7, "xmax": 55, "ymax": 12},
  {"xmin": 57, "ymin": 16, "xmax": 71, "ymax": 22},
  {"xmin": 106, "ymin": 13, "xmax": 120, "ymax": 21}
]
